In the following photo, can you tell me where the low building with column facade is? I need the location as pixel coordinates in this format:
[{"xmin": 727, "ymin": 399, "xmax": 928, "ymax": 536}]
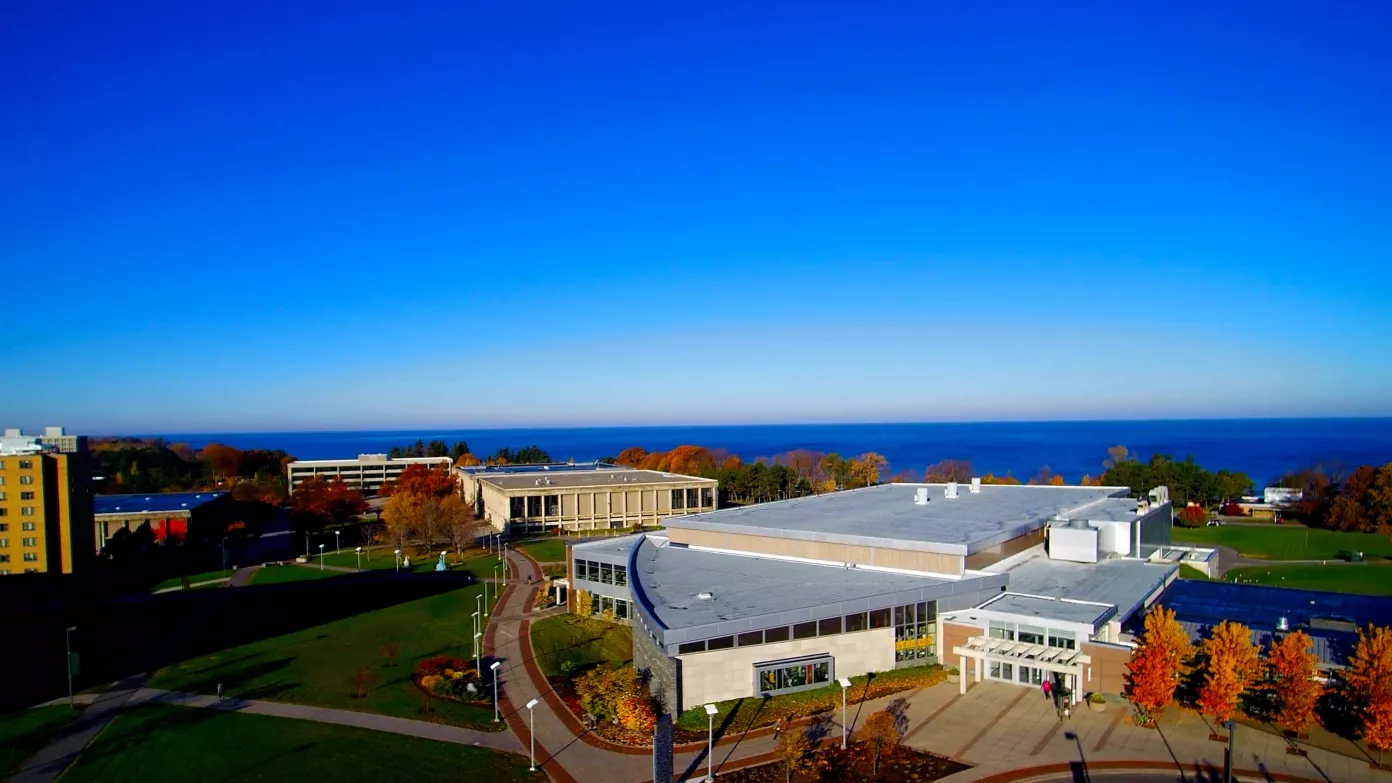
[
  {"xmin": 457, "ymin": 462, "xmax": 717, "ymax": 534},
  {"xmin": 563, "ymin": 480, "xmax": 1179, "ymax": 716}
]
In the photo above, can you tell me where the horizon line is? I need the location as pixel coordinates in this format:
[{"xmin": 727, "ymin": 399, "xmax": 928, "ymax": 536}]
[{"xmin": 98, "ymin": 413, "xmax": 1392, "ymax": 439}]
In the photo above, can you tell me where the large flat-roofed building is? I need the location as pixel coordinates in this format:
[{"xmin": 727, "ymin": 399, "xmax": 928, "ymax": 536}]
[
  {"xmin": 0, "ymin": 428, "xmax": 94, "ymax": 576},
  {"xmin": 285, "ymin": 454, "xmax": 451, "ymax": 495},
  {"xmin": 94, "ymin": 491, "xmax": 230, "ymax": 551},
  {"xmin": 566, "ymin": 480, "xmax": 1176, "ymax": 715},
  {"xmin": 458, "ymin": 462, "xmax": 717, "ymax": 534}
]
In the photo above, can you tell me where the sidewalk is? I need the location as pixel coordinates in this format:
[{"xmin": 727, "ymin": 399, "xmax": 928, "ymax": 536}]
[{"xmin": 909, "ymin": 680, "xmax": 1384, "ymax": 783}]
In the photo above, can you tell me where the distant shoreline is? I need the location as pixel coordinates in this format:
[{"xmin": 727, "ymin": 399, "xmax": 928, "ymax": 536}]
[{"xmin": 113, "ymin": 418, "xmax": 1392, "ymax": 489}]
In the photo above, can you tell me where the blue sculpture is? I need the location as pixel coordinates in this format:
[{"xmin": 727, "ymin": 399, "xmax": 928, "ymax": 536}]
[{"xmin": 436, "ymin": 552, "xmax": 447, "ymax": 572}]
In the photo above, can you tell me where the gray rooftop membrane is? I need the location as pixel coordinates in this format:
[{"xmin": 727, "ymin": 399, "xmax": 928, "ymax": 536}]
[
  {"xmin": 1001, "ymin": 550, "xmax": 1177, "ymax": 625},
  {"xmin": 481, "ymin": 469, "xmax": 715, "ymax": 490},
  {"xmin": 630, "ymin": 537, "xmax": 1006, "ymax": 645},
  {"xmin": 663, "ymin": 483, "xmax": 1130, "ymax": 556},
  {"xmin": 976, "ymin": 593, "xmax": 1114, "ymax": 626},
  {"xmin": 572, "ymin": 534, "xmax": 645, "ymax": 559}
]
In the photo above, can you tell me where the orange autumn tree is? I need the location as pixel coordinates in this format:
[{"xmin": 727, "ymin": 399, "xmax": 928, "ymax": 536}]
[
  {"xmin": 1197, "ymin": 620, "xmax": 1260, "ymax": 725},
  {"xmin": 614, "ymin": 447, "xmax": 648, "ymax": 467},
  {"xmin": 860, "ymin": 708, "xmax": 904, "ymax": 774},
  {"xmin": 1347, "ymin": 624, "xmax": 1392, "ymax": 763},
  {"xmin": 1267, "ymin": 630, "xmax": 1323, "ymax": 735},
  {"xmin": 1125, "ymin": 606, "xmax": 1193, "ymax": 721}
]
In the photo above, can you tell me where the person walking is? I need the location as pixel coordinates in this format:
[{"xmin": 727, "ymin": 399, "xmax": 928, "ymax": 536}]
[
  {"xmin": 1041, "ymin": 678, "xmax": 1052, "ymax": 702},
  {"xmin": 216, "ymin": 683, "xmax": 223, "ymax": 701},
  {"xmin": 772, "ymin": 717, "xmax": 784, "ymax": 738}
]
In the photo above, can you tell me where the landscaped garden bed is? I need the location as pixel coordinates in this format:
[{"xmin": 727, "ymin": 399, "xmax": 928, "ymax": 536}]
[
  {"xmin": 413, "ymin": 656, "xmax": 491, "ymax": 706},
  {"xmin": 675, "ymin": 664, "xmax": 947, "ymax": 739},
  {"xmin": 721, "ymin": 743, "xmax": 967, "ymax": 783}
]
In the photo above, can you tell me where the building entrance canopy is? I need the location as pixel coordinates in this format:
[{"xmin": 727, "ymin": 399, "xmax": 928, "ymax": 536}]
[{"xmin": 951, "ymin": 635, "xmax": 1092, "ymax": 703}]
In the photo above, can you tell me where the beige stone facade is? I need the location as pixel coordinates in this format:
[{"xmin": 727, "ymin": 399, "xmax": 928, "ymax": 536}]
[
  {"xmin": 677, "ymin": 627, "xmax": 895, "ymax": 707},
  {"xmin": 467, "ymin": 469, "xmax": 717, "ymax": 534}
]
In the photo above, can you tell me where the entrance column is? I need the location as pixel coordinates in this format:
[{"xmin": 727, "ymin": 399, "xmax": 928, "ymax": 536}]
[
  {"xmin": 959, "ymin": 655, "xmax": 967, "ymax": 695},
  {"xmin": 975, "ymin": 655, "xmax": 983, "ymax": 684}
]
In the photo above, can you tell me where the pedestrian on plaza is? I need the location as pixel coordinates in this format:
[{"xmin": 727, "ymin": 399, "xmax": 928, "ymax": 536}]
[
  {"xmin": 1041, "ymin": 679, "xmax": 1052, "ymax": 702},
  {"xmin": 773, "ymin": 717, "xmax": 784, "ymax": 738},
  {"xmin": 216, "ymin": 683, "xmax": 223, "ymax": 701}
]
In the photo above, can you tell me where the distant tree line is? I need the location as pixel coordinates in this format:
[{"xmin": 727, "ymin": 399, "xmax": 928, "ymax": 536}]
[
  {"xmin": 1277, "ymin": 462, "xmax": 1392, "ymax": 534},
  {"xmin": 611, "ymin": 446, "xmax": 888, "ymax": 505},
  {"xmin": 386, "ymin": 438, "xmax": 550, "ymax": 466},
  {"xmin": 91, "ymin": 438, "xmax": 293, "ymax": 503}
]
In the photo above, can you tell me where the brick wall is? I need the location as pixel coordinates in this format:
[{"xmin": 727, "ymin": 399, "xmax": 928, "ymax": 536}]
[
  {"xmin": 1082, "ymin": 640, "xmax": 1133, "ymax": 696},
  {"xmin": 940, "ymin": 621, "xmax": 981, "ymax": 666}
]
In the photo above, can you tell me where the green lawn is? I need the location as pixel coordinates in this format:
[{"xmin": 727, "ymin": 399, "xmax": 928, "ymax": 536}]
[
  {"xmin": 1171, "ymin": 525, "xmax": 1392, "ymax": 560},
  {"xmin": 61, "ymin": 704, "xmax": 542, "ymax": 783},
  {"xmin": 1224, "ymin": 563, "xmax": 1392, "ymax": 596},
  {"xmin": 320, "ymin": 547, "xmax": 501, "ymax": 578},
  {"xmin": 0, "ymin": 705, "xmax": 74, "ymax": 776},
  {"xmin": 150, "ymin": 584, "xmax": 503, "ymax": 730},
  {"xmin": 530, "ymin": 615, "xmax": 632, "ymax": 677},
  {"xmin": 514, "ymin": 539, "xmax": 566, "ymax": 562},
  {"xmin": 151, "ymin": 569, "xmax": 234, "ymax": 591},
  {"xmin": 250, "ymin": 565, "xmax": 348, "ymax": 585},
  {"xmin": 1178, "ymin": 564, "xmax": 1210, "ymax": 580}
]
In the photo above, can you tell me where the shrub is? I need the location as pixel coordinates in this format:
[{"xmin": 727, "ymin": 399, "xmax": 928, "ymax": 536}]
[
  {"xmin": 1087, "ymin": 692, "xmax": 1105, "ymax": 705},
  {"xmin": 415, "ymin": 656, "xmax": 469, "ymax": 678},
  {"xmin": 617, "ymin": 694, "xmax": 656, "ymax": 734},
  {"xmin": 575, "ymin": 664, "xmax": 643, "ymax": 723},
  {"xmin": 1177, "ymin": 504, "xmax": 1208, "ymax": 528},
  {"xmin": 559, "ymin": 660, "xmax": 579, "ymax": 677}
]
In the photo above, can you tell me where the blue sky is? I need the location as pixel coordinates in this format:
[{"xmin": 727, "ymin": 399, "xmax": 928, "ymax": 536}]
[{"xmin": 3, "ymin": 1, "xmax": 1390, "ymax": 433}]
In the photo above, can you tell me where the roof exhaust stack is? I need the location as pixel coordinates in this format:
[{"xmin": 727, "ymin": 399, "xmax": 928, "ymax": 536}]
[
  {"xmin": 914, "ymin": 487, "xmax": 929, "ymax": 505},
  {"xmin": 945, "ymin": 482, "xmax": 958, "ymax": 499},
  {"xmin": 970, "ymin": 477, "xmax": 982, "ymax": 494}
]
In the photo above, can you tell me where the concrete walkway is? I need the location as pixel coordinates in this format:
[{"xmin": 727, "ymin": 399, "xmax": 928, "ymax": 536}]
[{"xmin": 905, "ymin": 680, "xmax": 1386, "ymax": 783}]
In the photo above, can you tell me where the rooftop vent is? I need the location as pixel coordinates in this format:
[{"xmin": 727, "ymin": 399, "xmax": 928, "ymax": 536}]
[
  {"xmin": 695, "ymin": 592, "xmax": 714, "ymax": 600},
  {"xmin": 945, "ymin": 482, "xmax": 959, "ymax": 499},
  {"xmin": 914, "ymin": 487, "xmax": 929, "ymax": 505},
  {"xmin": 1276, "ymin": 616, "xmax": 1289, "ymax": 631},
  {"xmin": 971, "ymin": 477, "xmax": 981, "ymax": 494}
]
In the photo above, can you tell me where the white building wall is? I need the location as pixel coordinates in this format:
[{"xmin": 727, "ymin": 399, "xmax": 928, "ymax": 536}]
[
  {"xmin": 1049, "ymin": 527, "xmax": 1098, "ymax": 563},
  {"xmin": 677, "ymin": 628, "xmax": 894, "ymax": 707}
]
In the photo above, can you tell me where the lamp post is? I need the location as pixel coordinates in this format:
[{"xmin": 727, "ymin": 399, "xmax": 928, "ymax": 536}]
[
  {"xmin": 221, "ymin": 535, "xmax": 228, "ymax": 572},
  {"xmin": 474, "ymin": 631, "xmax": 482, "ymax": 676},
  {"xmin": 305, "ymin": 532, "xmax": 311, "ymax": 557},
  {"xmin": 65, "ymin": 626, "xmax": 77, "ymax": 710},
  {"xmin": 394, "ymin": 549, "xmax": 402, "ymax": 572},
  {"xmin": 837, "ymin": 677, "xmax": 852, "ymax": 748},
  {"xmin": 703, "ymin": 703, "xmax": 719, "ymax": 780},
  {"xmin": 334, "ymin": 530, "xmax": 341, "ymax": 553},
  {"xmin": 472, "ymin": 611, "xmax": 481, "ymax": 656},
  {"xmin": 1222, "ymin": 719, "xmax": 1236, "ymax": 783},
  {"xmin": 525, "ymin": 698, "xmax": 540, "ymax": 771},
  {"xmin": 490, "ymin": 661, "xmax": 502, "ymax": 722},
  {"xmin": 318, "ymin": 543, "xmax": 325, "ymax": 570},
  {"xmin": 355, "ymin": 546, "xmax": 362, "ymax": 570},
  {"xmin": 477, "ymin": 593, "xmax": 484, "ymax": 623}
]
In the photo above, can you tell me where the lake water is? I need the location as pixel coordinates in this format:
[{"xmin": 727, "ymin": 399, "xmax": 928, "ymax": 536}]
[{"xmin": 149, "ymin": 418, "xmax": 1392, "ymax": 486}]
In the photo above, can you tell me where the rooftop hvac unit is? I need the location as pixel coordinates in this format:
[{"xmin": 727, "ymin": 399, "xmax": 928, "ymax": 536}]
[
  {"xmin": 914, "ymin": 487, "xmax": 929, "ymax": 505},
  {"xmin": 1277, "ymin": 616, "xmax": 1289, "ymax": 631},
  {"xmin": 945, "ymin": 481, "xmax": 958, "ymax": 499},
  {"xmin": 971, "ymin": 477, "xmax": 981, "ymax": 493}
]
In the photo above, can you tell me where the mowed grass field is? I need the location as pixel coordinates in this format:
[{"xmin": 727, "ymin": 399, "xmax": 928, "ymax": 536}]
[
  {"xmin": 514, "ymin": 539, "xmax": 566, "ymax": 562},
  {"xmin": 149, "ymin": 584, "xmax": 502, "ymax": 730},
  {"xmin": 1171, "ymin": 525, "xmax": 1392, "ymax": 560},
  {"xmin": 250, "ymin": 564, "xmax": 348, "ymax": 585},
  {"xmin": 61, "ymin": 704, "xmax": 542, "ymax": 783},
  {"xmin": 1224, "ymin": 563, "xmax": 1392, "ymax": 596},
  {"xmin": 320, "ymin": 547, "xmax": 500, "ymax": 577},
  {"xmin": 0, "ymin": 705, "xmax": 75, "ymax": 777},
  {"xmin": 530, "ymin": 615, "xmax": 632, "ymax": 677}
]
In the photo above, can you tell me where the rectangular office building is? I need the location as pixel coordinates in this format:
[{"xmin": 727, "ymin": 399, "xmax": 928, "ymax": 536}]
[{"xmin": 285, "ymin": 454, "xmax": 452, "ymax": 495}]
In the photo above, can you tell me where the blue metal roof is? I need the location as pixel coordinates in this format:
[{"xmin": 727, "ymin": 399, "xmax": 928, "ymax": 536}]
[
  {"xmin": 94, "ymin": 491, "xmax": 227, "ymax": 515},
  {"xmin": 1157, "ymin": 580, "xmax": 1392, "ymax": 667}
]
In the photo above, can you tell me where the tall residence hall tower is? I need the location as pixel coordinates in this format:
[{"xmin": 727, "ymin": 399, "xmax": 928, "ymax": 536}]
[
  {"xmin": 0, "ymin": 427, "xmax": 94, "ymax": 576},
  {"xmin": 566, "ymin": 481, "xmax": 1176, "ymax": 715}
]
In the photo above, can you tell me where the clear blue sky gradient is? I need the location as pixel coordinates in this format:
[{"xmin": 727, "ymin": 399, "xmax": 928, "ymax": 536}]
[{"xmin": 3, "ymin": 1, "xmax": 1390, "ymax": 432}]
